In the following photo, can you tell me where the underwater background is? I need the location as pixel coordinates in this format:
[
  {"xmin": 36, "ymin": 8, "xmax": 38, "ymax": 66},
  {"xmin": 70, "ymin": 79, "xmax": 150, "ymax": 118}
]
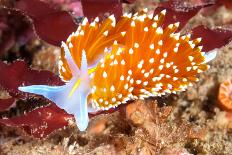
[{"xmin": 0, "ymin": 0, "xmax": 232, "ymax": 154}]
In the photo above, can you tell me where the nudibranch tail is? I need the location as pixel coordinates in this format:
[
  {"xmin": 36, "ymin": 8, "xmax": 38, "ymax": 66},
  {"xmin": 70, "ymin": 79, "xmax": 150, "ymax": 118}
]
[
  {"xmin": 202, "ymin": 49, "xmax": 218, "ymax": 63},
  {"xmin": 19, "ymin": 48, "xmax": 92, "ymax": 131}
]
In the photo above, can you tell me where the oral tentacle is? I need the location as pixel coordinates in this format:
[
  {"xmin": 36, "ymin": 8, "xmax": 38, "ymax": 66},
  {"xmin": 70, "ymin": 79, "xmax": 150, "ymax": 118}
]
[{"xmin": 61, "ymin": 41, "xmax": 80, "ymax": 76}]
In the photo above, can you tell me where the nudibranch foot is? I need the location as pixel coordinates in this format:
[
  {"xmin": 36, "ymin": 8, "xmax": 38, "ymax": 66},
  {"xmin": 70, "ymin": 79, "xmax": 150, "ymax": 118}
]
[{"xmin": 19, "ymin": 50, "xmax": 91, "ymax": 131}]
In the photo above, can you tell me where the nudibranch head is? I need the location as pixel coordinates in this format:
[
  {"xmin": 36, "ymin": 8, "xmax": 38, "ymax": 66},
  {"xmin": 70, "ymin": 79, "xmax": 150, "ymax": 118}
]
[
  {"xmin": 218, "ymin": 79, "xmax": 232, "ymax": 111},
  {"xmin": 19, "ymin": 9, "xmax": 217, "ymax": 131}
]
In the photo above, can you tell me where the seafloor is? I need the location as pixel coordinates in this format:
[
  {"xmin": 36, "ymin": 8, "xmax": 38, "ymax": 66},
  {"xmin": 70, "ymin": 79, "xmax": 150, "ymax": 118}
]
[{"xmin": 0, "ymin": 1, "xmax": 232, "ymax": 155}]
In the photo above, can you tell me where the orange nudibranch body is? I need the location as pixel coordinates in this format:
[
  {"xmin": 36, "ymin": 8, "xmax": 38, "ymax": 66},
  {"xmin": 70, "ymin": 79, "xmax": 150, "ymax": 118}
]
[{"xmin": 59, "ymin": 10, "xmax": 209, "ymax": 110}]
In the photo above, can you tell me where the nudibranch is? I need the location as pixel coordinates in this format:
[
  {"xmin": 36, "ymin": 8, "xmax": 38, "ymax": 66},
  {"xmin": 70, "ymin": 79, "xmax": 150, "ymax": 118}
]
[
  {"xmin": 218, "ymin": 79, "xmax": 232, "ymax": 111},
  {"xmin": 18, "ymin": 9, "xmax": 217, "ymax": 131}
]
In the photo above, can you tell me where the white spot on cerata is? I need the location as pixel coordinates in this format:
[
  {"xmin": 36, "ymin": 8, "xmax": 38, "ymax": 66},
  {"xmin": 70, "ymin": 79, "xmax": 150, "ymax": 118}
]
[
  {"xmin": 155, "ymin": 49, "xmax": 160, "ymax": 55},
  {"xmin": 144, "ymin": 27, "xmax": 149, "ymax": 32},
  {"xmin": 166, "ymin": 63, "xmax": 171, "ymax": 68},
  {"xmin": 103, "ymin": 71, "xmax": 107, "ymax": 78},
  {"xmin": 112, "ymin": 97, "xmax": 116, "ymax": 102},
  {"xmin": 168, "ymin": 84, "xmax": 172, "ymax": 89},
  {"xmin": 153, "ymin": 15, "xmax": 159, "ymax": 21},
  {"xmin": 128, "ymin": 70, "xmax": 132, "ymax": 75},
  {"xmin": 144, "ymin": 72, "xmax": 149, "ymax": 78},
  {"xmin": 191, "ymin": 62, "xmax": 196, "ymax": 65},
  {"xmin": 148, "ymin": 13, "xmax": 153, "ymax": 19},
  {"xmin": 121, "ymin": 59, "xmax": 125, "ymax": 65},
  {"xmin": 109, "ymin": 15, "xmax": 116, "ymax": 27},
  {"xmin": 188, "ymin": 56, "xmax": 194, "ymax": 61},
  {"xmin": 181, "ymin": 35, "xmax": 186, "ymax": 40},
  {"xmin": 143, "ymin": 81, "xmax": 148, "ymax": 86},
  {"xmin": 161, "ymin": 9, "xmax": 166, "ymax": 15},
  {"xmin": 168, "ymin": 24, "xmax": 173, "ymax": 29},
  {"xmin": 104, "ymin": 101, "xmax": 109, "ymax": 105},
  {"xmin": 94, "ymin": 17, "xmax": 99, "ymax": 22},
  {"xmin": 127, "ymin": 13, "xmax": 132, "ymax": 18},
  {"xmin": 114, "ymin": 59, "xmax": 118, "ymax": 65},
  {"xmin": 150, "ymin": 44, "xmax": 154, "ymax": 50},
  {"xmin": 129, "ymin": 48, "xmax": 133, "ymax": 54},
  {"xmin": 120, "ymin": 75, "xmax": 124, "ymax": 81},
  {"xmin": 82, "ymin": 17, "xmax": 88, "ymax": 25},
  {"xmin": 80, "ymin": 30, "xmax": 84, "ymax": 36},
  {"xmin": 124, "ymin": 83, "xmax": 129, "ymax": 89},
  {"xmin": 136, "ymin": 80, "xmax": 142, "ymax": 84},
  {"xmin": 134, "ymin": 43, "xmax": 139, "ymax": 48},
  {"xmin": 128, "ymin": 87, "xmax": 134, "ymax": 92},
  {"xmin": 174, "ymin": 22, "xmax": 180, "ymax": 27},
  {"xmin": 160, "ymin": 58, "xmax": 165, "ymax": 63},
  {"xmin": 156, "ymin": 27, "xmax": 163, "ymax": 34},
  {"xmin": 103, "ymin": 31, "xmax": 108, "ymax": 36},
  {"xmin": 171, "ymin": 33, "xmax": 180, "ymax": 40},
  {"xmin": 174, "ymin": 69, "xmax": 179, "ymax": 73},
  {"xmin": 183, "ymin": 78, "xmax": 187, "ymax": 82},
  {"xmin": 173, "ymin": 77, "xmax": 178, "ymax": 81},
  {"xmin": 158, "ymin": 40, "xmax": 163, "ymax": 46},
  {"xmin": 110, "ymin": 55, "xmax": 114, "ymax": 60},
  {"xmin": 98, "ymin": 98, "xmax": 103, "ymax": 103},
  {"xmin": 193, "ymin": 66, "xmax": 198, "ymax": 70},
  {"xmin": 163, "ymin": 52, "xmax": 168, "ymax": 58},
  {"xmin": 118, "ymin": 94, "xmax": 122, "ymax": 99},
  {"xmin": 174, "ymin": 47, "xmax": 178, "ymax": 53},
  {"xmin": 186, "ymin": 67, "xmax": 191, "ymax": 71},
  {"xmin": 90, "ymin": 22, "xmax": 96, "ymax": 27},
  {"xmin": 189, "ymin": 41, "xmax": 195, "ymax": 49},
  {"xmin": 197, "ymin": 69, "xmax": 203, "ymax": 73},
  {"xmin": 131, "ymin": 21, "xmax": 136, "ymax": 27},
  {"xmin": 152, "ymin": 77, "xmax": 158, "ymax": 82},
  {"xmin": 69, "ymin": 42, "xmax": 73, "ymax": 48},
  {"xmin": 149, "ymin": 58, "xmax": 154, "ymax": 63},
  {"xmin": 152, "ymin": 22, "xmax": 157, "ymax": 28},
  {"xmin": 110, "ymin": 85, "xmax": 115, "ymax": 92},
  {"xmin": 100, "ymin": 63, "xmax": 105, "ymax": 68},
  {"xmin": 159, "ymin": 65, "xmax": 163, "ymax": 70},
  {"xmin": 137, "ymin": 60, "xmax": 144, "ymax": 69},
  {"xmin": 116, "ymin": 48, "xmax": 122, "ymax": 55},
  {"xmin": 121, "ymin": 31, "xmax": 126, "ymax": 36},
  {"xmin": 143, "ymin": 8, "xmax": 148, "ymax": 12},
  {"xmin": 113, "ymin": 40, "xmax": 118, "ymax": 45}
]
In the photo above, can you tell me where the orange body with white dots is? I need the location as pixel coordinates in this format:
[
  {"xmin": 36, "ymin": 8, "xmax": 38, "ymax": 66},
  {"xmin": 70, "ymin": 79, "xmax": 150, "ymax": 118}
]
[
  {"xmin": 59, "ymin": 10, "xmax": 208, "ymax": 110},
  {"xmin": 19, "ymin": 9, "xmax": 215, "ymax": 131}
]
